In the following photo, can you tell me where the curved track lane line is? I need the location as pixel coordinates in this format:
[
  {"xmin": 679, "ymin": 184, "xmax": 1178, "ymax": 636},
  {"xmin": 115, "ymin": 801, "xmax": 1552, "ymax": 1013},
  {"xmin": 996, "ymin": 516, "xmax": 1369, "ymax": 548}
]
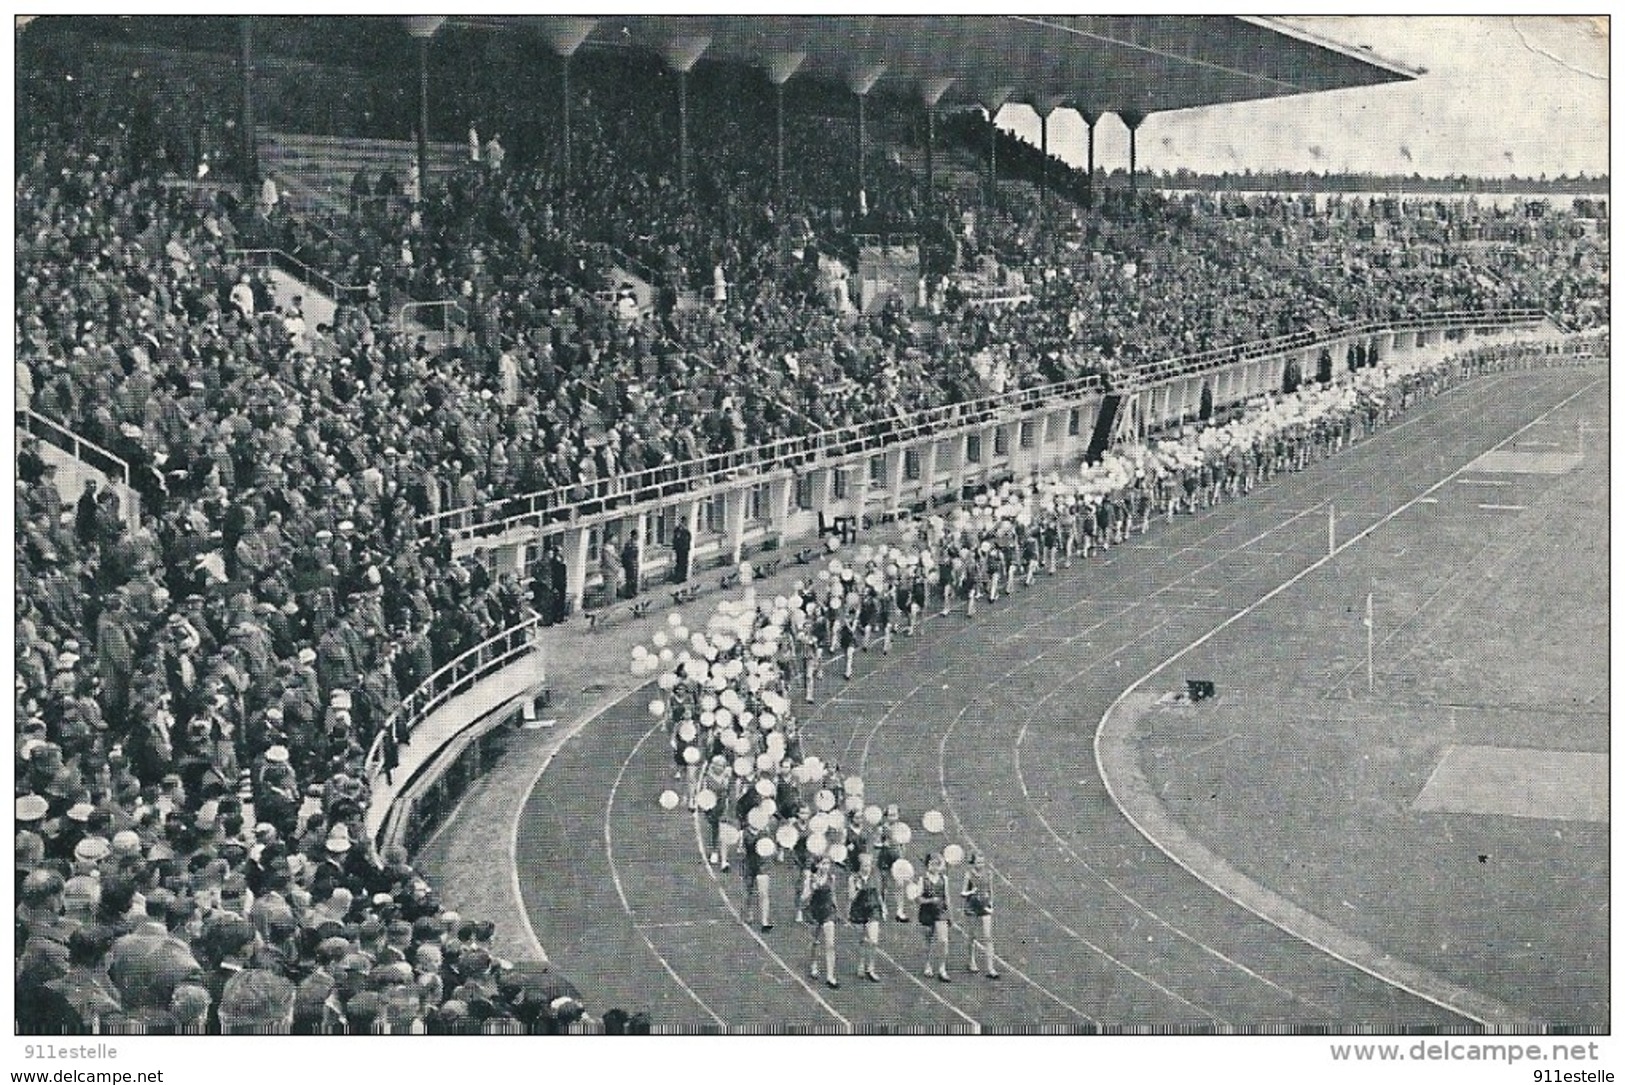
[
  {"xmin": 605, "ymin": 722, "xmax": 730, "ymax": 1028},
  {"xmin": 1091, "ymin": 375, "xmax": 1602, "ymax": 1033}
]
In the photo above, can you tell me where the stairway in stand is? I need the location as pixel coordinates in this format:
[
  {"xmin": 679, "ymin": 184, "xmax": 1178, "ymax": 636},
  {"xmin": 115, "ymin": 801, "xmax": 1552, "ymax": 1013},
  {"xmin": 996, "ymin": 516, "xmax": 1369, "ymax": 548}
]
[{"xmin": 259, "ymin": 132, "xmax": 466, "ymax": 219}]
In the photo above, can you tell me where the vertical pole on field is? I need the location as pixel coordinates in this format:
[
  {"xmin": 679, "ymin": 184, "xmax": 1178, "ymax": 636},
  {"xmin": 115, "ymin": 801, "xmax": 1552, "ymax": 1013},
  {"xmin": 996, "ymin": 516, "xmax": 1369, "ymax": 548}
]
[
  {"xmin": 1328, "ymin": 503, "xmax": 1336, "ymax": 556},
  {"xmin": 1364, "ymin": 591, "xmax": 1375, "ymax": 695}
]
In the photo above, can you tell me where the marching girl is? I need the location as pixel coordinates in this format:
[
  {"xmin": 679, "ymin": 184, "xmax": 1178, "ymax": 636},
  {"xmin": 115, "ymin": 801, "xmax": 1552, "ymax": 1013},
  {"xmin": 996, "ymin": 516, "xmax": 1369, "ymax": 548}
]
[
  {"xmin": 701, "ymin": 753, "xmax": 735, "ymax": 870},
  {"xmin": 858, "ymin": 586, "xmax": 879, "ymax": 652},
  {"xmin": 1059, "ymin": 503, "xmax": 1076, "ymax": 569},
  {"xmin": 1021, "ymin": 529, "xmax": 1041, "ymax": 587},
  {"xmin": 802, "ymin": 857, "xmax": 841, "ymax": 987},
  {"xmin": 1042, "ymin": 514, "xmax": 1061, "ymax": 575},
  {"xmin": 875, "ymin": 581, "xmax": 895, "ymax": 654},
  {"xmin": 961, "ymin": 852, "xmax": 1000, "ymax": 979},
  {"xmin": 838, "ymin": 603, "xmax": 860, "ymax": 680},
  {"xmin": 959, "ymin": 548, "xmax": 979, "ymax": 618},
  {"xmin": 847, "ymin": 850, "xmax": 883, "ymax": 983},
  {"xmin": 917, "ymin": 853, "xmax": 953, "ymax": 982},
  {"xmin": 875, "ymin": 806, "xmax": 909, "ymax": 922},
  {"xmin": 908, "ymin": 569, "xmax": 927, "ymax": 635},
  {"xmin": 986, "ymin": 539, "xmax": 1005, "ymax": 602},
  {"xmin": 740, "ymin": 817, "xmax": 775, "ymax": 932},
  {"xmin": 805, "ymin": 603, "xmax": 831, "ymax": 702},
  {"xmin": 892, "ymin": 571, "xmax": 912, "ymax": 641},
  {"xmin": 937, "ymin": 550, "xmax": 954, "ymax": 617}
]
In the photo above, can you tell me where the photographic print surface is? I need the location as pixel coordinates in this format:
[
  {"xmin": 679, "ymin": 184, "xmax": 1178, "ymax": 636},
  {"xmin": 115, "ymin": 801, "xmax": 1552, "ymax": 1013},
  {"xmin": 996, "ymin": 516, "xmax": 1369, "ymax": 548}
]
[{"xmin": 12, "ymin": 12, "xmax": 1608, "ymax": 1071}]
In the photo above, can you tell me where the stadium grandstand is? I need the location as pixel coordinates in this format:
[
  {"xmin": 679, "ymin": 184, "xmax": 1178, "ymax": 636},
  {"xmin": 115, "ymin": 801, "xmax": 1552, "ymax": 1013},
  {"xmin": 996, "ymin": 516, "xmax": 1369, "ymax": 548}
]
[{"xmin": 13, "ymin": 15, "xmax": 1607, "ymax": 1040}]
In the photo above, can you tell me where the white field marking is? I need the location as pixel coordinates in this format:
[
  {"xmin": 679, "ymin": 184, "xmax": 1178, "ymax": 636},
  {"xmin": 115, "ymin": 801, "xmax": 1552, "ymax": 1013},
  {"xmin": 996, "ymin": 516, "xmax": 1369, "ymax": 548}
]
[
  {"xmin": 1337, "ymin": 494, "xmax": 1550, "ymax": 695},
  {"xmin": 868, "ymin": 941, "xmax": 983, "ymax": 1031},
  {"xmin": 1416, "ymin": 497, "xmax": 1439, "ymax": 505},
  {"xmin": 938, "ymin": 699, "xmax": 1204, "ymax": 1024},
  {"xmin": 687, "ymin": 810, "xmax": 854, "ymax": 1031},
  {"xmin": 504, "ymin": 678, "xmax": 641, "ymax": 963},
  {"xmin": 1518, "ymin": 441, "xmax": 1561, "ymax": 448},
  {"xmin": 1477, "ymin": 504, "xmax": 1528, "ymax": 511},
  {"xmin": 1457, "ymin": 478, "xmax": 1513, "ymax": 486},
  {"xmin": 606, "ymin": 722, "xmax": 729, "ymax": 1028},
  {"xmin": 1093, "ymin": 375, "xmax": 1600, "ymax": 1030},
  {"xmin": 849, "ymin": 682, "xmax": 924, "ymax": 764},
  {"xmin": 1006, "ymin": 623, "xmax": 1335, "ymax": 1021},
  {"xmin": 636, "ymin": 919, "xmax": 726, "ymax": 930}
]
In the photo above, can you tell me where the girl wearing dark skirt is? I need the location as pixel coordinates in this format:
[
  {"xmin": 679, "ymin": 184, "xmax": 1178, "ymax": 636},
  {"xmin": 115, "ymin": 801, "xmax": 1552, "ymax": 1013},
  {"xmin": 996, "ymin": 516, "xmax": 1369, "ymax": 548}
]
[
  {"xmin": 961, "ymin": 852, "xmax": 999, "ymax": 979},
  {"xmin": 917, "ymin": 853, "xmax": 952, "ymax": 982},
  {"xmin": 848, "ymin": 850, "xmax": 883, "ymax": 982},
  {"xmin": 802, "ymin": 857, "xmax": 840, "ymax": 987}
]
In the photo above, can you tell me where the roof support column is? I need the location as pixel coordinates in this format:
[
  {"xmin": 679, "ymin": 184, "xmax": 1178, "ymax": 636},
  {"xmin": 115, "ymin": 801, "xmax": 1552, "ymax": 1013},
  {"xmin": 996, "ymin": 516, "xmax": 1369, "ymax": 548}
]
[
  {"xmin": 847, "ymin": 63, "xmax": 886, "ymax": 216},
  {"xmin": 404, "ymin": 17, "xmax": 446, "ymax": 206},
  {"xmin": 1120, "ymin": 110, "xmax": 1146, "ymax": 195},
  {"xmin": 980, "ymin": 88, "xmax": 1013, "ymax": 210},
  {"xmin": 1034, "ymin": 96, "xmax": 1067, "ymax": 216},
  {"xmin": 918, "ymin": 77, "xmax": 954, "ymax": 203},
  {"xmin": 661, "ymin": 35, "xmax": 712, "ymax": 197},
  {"xmin": 764, "ymin": 52, "xmax": 804, "ymax": 204},
  {"xmin": 1079, "ymin": 109, "xmax": 1100, "ymax": 210},
  {"xmin": 540, "ymin": 19, "xmax": 595, "ymax": 181},
  {"xmin": 240, "ymin": 16, "xmax": 258, "ymax": 196}
]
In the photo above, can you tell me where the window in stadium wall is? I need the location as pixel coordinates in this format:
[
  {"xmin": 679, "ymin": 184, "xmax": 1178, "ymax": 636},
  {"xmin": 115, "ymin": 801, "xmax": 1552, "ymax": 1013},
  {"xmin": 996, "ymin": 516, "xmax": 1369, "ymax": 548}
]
[
  {"xmin": 1068, "ymin": 408, "xmax": 1082, "ymax": 437},
  {"xmin": 967, "ymin": 434, "xmax": 982, "ymax": 463},
  {"xmin": 747, "ymin": 483, "xmax": 768, "ymax": 523},
  {"xmin": 796, "ymin": 474, "xmax": 816, "ymax": 511},
  {"xmin": 586, "ymin": 526, "xmax": 602, "ymax": 564},
  {"xmin": 1019, "ymin": 420, "xmax": 1036, "ymax": 450},
  {"xmin": 904, "ymin": 449, "xmax": 922, "ymax": 481},
  {"xmin": 869, "ymin": 456, "xmax": 885, "ymax": 484},
  {"xmin": 832, "ymin": 469, "xmax": 849, "ymax": 500},
  {"xmin": 994, "ymin": 427, "xmax": 1010, "ymax": 457},
  {"xmin": 652, "ymin": 508, "xmax": 671, "ymax": 547},
  {"xmin": 703, "ymin": 494, "xmax": 725, "ymax": 535}
]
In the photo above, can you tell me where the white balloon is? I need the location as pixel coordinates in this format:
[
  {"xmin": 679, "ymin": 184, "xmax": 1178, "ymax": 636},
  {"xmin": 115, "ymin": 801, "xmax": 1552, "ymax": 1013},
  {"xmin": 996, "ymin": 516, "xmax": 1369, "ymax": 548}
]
[
  {"xmin": 658, "ymin": 790, "xmax": 681, "ymax": 810},
  {"xmin": 921, "ymin": 810, "xmax": 945, "ymax": 834},
  {"xmin": 942, "ymin": 844, "xmax": 965, "ymax": 866},
  {"xmin": 890, "ymin": 859, "xmax": 915, "ymax": 883}
]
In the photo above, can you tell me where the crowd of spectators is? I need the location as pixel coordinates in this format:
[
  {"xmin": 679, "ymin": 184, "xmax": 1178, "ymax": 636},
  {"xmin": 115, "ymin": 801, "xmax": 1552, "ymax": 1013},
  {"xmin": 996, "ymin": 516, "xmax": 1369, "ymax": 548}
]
[{"xmin": 15, "ymin": 124, "xmax": 617, "ymax": 1032}]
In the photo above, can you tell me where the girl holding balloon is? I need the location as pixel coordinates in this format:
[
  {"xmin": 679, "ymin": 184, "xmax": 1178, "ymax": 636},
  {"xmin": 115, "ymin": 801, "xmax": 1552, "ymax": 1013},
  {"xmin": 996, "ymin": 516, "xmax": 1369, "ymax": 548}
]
[
  {"xmin": 961, "ymin": 851, "xmax": 999, "ymax": 979},
  {"xmin": 847, "ymin": 850, "xmax": 883, "ymax": 982},
  {"xmin": 875, "ymin": 806, "xmax": 912, "ymax": 922},
  {"xmin": 740, "ymin": 807, "xmax": 776, "ymax": 932},
  {"xmin": 916, "ymin": 853, "xmax": 953, "ymax": 982},
  {"xmin": 802, "ymin": 857, "xmax": 840, "ymax": 987},
  {"xmin": 699, "ymin": 754, "xmax": 735, "ymax": 870}
]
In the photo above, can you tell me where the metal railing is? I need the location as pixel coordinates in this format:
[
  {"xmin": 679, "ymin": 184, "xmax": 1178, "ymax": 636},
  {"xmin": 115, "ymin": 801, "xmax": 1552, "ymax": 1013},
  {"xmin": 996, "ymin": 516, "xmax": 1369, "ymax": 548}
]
[
  {"xmin": 18, "ymin": 409, "xmax": 132, "ymax": 488},
  {"xmin": 419, "ymin": 307, "xmax": 1551, "ymax": 542},
  {"xmin": 363, "ymin": 613, "xmax": 544, "ymax": 793},
  {"xmin": 1130, "ymin": 307, "xmax": 1548, "ymax": 388},
  {"xmin": 227, "ymin": 248, "xmax": 372, "ymax": 307},
  {"xmin": 399, "ymin": 299, "xmax": 469, "ymax": 340},
  {"xmin": 418, "ymin": 368, "xmax": 1111, "ymax": 541}
]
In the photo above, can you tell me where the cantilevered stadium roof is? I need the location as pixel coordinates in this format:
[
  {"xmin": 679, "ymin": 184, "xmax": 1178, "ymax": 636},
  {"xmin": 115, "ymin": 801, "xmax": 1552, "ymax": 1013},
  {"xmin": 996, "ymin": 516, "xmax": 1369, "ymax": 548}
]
[{"xmin": 448, "ymin": 15, "xmax": 1418, "ymax": 117}]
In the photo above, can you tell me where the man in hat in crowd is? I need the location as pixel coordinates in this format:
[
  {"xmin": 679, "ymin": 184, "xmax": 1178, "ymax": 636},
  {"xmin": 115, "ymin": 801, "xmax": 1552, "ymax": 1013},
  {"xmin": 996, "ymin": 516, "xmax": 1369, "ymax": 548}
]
[{"xmin": 254, "ymin": 745, "xmax": 299, "ymax": 840}]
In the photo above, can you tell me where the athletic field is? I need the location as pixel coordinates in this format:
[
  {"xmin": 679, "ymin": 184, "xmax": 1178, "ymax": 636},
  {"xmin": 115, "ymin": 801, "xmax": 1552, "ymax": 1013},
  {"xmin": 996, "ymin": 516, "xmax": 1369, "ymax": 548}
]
[{"xmin": 504, "ymin": 365, "xmax": 1607, "ymax": 1033}]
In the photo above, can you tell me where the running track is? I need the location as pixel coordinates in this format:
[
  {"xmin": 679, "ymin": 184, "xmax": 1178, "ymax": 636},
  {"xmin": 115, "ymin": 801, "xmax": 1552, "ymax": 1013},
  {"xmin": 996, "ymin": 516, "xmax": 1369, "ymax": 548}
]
[{"xmin": 513, "ymin": 367, "xmax": 1603, "ymax": 1033}]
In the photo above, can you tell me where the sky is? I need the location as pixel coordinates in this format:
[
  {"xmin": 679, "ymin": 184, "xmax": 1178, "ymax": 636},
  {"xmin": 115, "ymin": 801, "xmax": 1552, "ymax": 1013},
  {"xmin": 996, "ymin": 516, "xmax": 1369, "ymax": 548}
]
[{"xmin": 999, "ymin": 15, "xmax": 1609, "ymax": 180}]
